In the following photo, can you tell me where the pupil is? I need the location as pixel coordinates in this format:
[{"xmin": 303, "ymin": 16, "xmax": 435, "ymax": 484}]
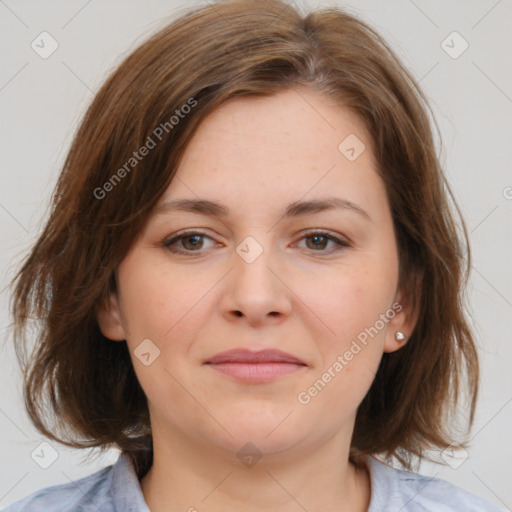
[
  {"xmin": 185, "ymin": 235, "xmax": 202, "ymax": 249},
  {"xmin": 309, "ymin": 235, "xmax": 326, "ymax": 249}
]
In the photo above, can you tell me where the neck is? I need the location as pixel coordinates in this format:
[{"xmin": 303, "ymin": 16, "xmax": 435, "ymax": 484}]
[{"xmin": 139, "ymin": 427, "xmax": 371, "ymax": 512}]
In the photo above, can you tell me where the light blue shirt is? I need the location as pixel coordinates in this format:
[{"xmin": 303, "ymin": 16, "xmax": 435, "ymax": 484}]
[{"xmin": 3, "ymin": 452, "xmax": 506, "ymax": 511}]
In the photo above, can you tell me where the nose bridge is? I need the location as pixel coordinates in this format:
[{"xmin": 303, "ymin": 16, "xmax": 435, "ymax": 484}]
[
  {"xmin": 223, "ymin": 232, "xmax": 290, "ymax": 321},
  {"xmin": 233, "ymin": 233, "xmax": 277, "ymax": 292}
]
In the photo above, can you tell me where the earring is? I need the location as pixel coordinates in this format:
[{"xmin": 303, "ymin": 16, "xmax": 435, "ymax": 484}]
[{"xmin": 395, "ymin": 331, "xmax": 406, "ymax": 341}]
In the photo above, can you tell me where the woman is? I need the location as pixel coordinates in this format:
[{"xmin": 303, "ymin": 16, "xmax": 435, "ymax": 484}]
[{"xmin": 6, "ymin": 0, "xmax": 505, "ymax": 510}]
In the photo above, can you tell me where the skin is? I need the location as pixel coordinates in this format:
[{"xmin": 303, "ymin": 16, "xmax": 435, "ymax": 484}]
[{"xmin": 97, "ymin": 88, "xmax": 418, "ymax": 512}]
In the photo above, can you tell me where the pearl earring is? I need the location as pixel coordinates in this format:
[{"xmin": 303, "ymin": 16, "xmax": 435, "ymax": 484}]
[{"xmin": 395, "ymin": 331, "xmax": 406, "ymax": 341}]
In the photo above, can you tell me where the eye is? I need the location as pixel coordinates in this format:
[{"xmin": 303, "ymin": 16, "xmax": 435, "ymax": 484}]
[
  {"xmin": 162, "ymin": 229, "xmax": 350, "ymax": 256},
  {"xmin": 294, "ymin": 230, "xmax": 350, "ymax": 253},
  {"xmin": 163, "ymin": 230, "xmax": 217, "ymax": 255}
]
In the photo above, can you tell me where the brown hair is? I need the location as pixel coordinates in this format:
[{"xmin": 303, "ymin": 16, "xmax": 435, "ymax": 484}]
[{"xmin": 9, "ymin": 0, "xmax": 479, "ymax": 478}]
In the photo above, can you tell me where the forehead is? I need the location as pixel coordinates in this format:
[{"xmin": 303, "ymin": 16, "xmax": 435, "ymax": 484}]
[
  {"xmin": 182, "ymin": 88, "xmax": 370, "ymax": 165},
  {"xmin": 158, "ymin": 88, "xmax": 387, "ymax": 220}
]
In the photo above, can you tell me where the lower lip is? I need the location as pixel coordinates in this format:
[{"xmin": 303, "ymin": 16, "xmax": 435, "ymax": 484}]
[{"xmin": 206, "ymin": 362, "xmax": 306, "ymax": 383}]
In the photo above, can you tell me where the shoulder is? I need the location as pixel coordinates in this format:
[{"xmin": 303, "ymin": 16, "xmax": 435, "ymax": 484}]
[
  {"xmin": 3, "ymin": 462, "xmax": 115, "ymax": 512},
  {"xmin": 366, "ymin": 456, "xmax": 507, "ymax": 512}
]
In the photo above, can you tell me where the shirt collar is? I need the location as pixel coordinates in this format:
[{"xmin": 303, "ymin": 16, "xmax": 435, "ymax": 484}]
[
  {"xmin": 111, "ymin": 452, "xmax": 151, "ymax": 512},
  {"xmin": 109, "ymin": 451, "xmax": 396, "ymax": 511}
]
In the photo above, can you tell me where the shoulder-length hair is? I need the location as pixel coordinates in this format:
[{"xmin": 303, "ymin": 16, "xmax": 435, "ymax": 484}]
[{"xmin": 10, "ymin": 0, "xmax": 478, "ymax": 478}]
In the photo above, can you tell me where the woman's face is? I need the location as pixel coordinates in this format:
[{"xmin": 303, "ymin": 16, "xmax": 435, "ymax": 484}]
[{"xmin": 98, "ymin": 88, "xmax": 414, "ymax": 460}]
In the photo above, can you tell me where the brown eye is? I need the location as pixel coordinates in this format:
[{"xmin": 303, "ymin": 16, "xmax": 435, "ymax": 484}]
[
  {"xmin": 305, "ymin": 234, "xmax": 329, "ymax": 250},
  {"xmin": 181, "ymin": 234, "xmax": 205, "ymax": 250},
  {"xmin": 297, "ymin": 231, "xmax": 350, "ymax": 254},
  {"xmin": 163, "ymin": 231, "xmax": 215, "ymax": 254}
]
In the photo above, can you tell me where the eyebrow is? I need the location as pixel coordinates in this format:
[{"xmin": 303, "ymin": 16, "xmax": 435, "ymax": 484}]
[{"xmin": 155, "ymin": 196, "xmax": 371, "ymax": 221}]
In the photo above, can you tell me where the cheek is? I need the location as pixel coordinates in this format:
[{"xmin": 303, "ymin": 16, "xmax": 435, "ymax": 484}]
[
  {"xmin": 116, "ymin": 254, "xmax": 208, "ymax": 414},
  {"xmin": 296, "ymin": 262, "xmax": 395, "ymax": 347},
  {"xmin": 294, "ymin": 262, "xmax": 396, "ymax": 411},
  {"xmin": 117, "ymin": 251, "xmax": 208, "ymax": 342}
]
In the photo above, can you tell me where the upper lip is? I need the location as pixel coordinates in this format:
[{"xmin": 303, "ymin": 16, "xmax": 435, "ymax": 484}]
[{"xmin": 205, "ymin": 348, "xmax": 307, "ymax": 366}]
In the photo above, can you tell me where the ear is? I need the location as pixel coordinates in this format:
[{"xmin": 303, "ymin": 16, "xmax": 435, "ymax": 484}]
[
  {"xmin": 383, "ymin": 286, "xmax": 420, "ymax": 354},
  {"xmin": 96, "ymin": 290, "xmax": 126, "ymax": 341}
]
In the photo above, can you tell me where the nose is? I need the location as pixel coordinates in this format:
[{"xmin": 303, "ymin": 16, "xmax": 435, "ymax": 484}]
[{"xmin": 220, "ymin": 238, "xmax": 292, "ymax": 326}]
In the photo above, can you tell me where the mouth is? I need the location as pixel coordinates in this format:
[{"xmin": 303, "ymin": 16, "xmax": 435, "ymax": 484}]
[{"xmin": 204, "ymin": 348, "xmax": 308, "ymax": 383}]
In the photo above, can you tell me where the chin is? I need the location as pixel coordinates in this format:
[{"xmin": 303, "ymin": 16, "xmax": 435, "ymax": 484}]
[
  {"xmin": 212, "ymin": 430, "xmax": 304, "ymax": 465},
  {"xmin": 212, "ymin": 408, "xmax": 306, "ymax": 455}
]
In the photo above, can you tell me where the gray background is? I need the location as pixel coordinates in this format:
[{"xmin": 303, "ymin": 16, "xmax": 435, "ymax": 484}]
[{"xmin": 0, "ymin": 0, "xmax": 510, "ymax": 509}]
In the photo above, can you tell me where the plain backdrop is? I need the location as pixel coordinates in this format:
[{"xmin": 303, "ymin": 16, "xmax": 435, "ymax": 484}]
[{"xmin": 0, "ymin": 0, "xmax": 511, "ymax": 509}]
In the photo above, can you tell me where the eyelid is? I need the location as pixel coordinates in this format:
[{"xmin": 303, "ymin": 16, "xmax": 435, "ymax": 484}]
[{"xmin": 298, "ymin": 228, "xmax": 351, "ymax": 246}]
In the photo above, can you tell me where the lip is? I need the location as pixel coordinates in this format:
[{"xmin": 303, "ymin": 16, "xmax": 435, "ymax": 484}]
[
  {"xmin": 204, "ymin": 349, "xmax": 308, "ymax": 383},
  {"xmin": 205, "ymin": 348, "xmax": 306, "ymax": 365}
]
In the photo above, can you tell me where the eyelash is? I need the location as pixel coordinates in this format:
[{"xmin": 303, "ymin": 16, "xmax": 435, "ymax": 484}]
[{"xmin": 162, "ymin": 229, "xmax": 350, "ymax": 256}]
